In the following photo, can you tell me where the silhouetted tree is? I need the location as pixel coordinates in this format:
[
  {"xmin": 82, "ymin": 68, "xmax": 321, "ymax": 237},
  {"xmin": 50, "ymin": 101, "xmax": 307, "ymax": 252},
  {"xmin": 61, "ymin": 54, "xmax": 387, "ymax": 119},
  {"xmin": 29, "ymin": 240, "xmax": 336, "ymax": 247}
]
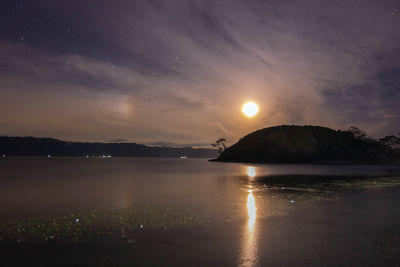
[
  {"xmin": 211, "ymin": 138, "xmax": 227, "ymax": 154},
  {"xmin": 346, "ymin": 126, "xmax": 368, "ymax": 140},
  {"xmin": 379, "ymin": 135, "xmax": 400, "ymax": 151}
]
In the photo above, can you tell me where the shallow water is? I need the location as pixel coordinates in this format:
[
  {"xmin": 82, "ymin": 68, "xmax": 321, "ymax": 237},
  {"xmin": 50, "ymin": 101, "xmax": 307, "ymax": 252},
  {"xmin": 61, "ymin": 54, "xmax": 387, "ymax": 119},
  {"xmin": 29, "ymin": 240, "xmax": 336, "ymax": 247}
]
[
  {"xmin": 1, "ymin": 157, "xmax": 400, "ymax": 265},
  {"xmin": 1, "ymin": 157, "xmax": 399, "ymax": 219}
]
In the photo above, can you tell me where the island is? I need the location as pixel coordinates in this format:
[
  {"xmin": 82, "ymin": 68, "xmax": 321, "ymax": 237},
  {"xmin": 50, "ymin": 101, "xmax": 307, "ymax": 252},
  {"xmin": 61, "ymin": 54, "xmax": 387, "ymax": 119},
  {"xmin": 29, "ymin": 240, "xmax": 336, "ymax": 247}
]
[{"xmin": 211, "ymin": 125, "xmax": 399, "ymax": 164}]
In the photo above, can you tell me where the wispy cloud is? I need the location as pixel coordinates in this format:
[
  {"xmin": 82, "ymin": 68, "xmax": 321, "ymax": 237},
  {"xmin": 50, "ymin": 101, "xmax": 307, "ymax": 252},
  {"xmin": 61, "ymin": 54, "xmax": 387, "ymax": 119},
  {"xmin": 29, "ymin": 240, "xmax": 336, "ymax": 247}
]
[{"xmin": 0, "ymin": 0, "xmax": 399, "ymax": 143}]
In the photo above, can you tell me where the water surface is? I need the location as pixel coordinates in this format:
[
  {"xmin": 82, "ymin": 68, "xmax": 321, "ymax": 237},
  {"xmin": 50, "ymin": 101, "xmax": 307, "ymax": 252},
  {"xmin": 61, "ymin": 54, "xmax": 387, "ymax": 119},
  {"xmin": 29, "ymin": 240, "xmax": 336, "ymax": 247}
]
[
  {"xmin": 1, "ymin": 157, "xmax": 400, "ymax": 266},
  {"xmin": 1, "ymin": 157, "xmax": 399, "ymax": 219}
]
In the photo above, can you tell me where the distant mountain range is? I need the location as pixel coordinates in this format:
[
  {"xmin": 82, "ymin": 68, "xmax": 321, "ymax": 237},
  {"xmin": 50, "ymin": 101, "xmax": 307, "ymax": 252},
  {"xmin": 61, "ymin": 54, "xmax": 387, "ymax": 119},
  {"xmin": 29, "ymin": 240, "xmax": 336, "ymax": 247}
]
[
  {"xmin": 212, "ymin": 125, "xmax": 399, "ymax": 164},
  {"xmin": 0, "ymin": 136, "xmax": 217, "ymax": 158}
]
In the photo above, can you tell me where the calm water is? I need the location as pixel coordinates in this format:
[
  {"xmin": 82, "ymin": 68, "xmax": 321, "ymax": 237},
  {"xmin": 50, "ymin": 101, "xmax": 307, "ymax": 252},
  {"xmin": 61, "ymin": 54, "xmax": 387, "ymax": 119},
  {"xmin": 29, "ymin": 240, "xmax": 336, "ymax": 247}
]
[
  {"xmin": 1, "ymin": 157, "xmax": 400, "ymax": 265},
  {"xmin": 1, "ymin": 157, "xmax": 399, "ymax": 219}
]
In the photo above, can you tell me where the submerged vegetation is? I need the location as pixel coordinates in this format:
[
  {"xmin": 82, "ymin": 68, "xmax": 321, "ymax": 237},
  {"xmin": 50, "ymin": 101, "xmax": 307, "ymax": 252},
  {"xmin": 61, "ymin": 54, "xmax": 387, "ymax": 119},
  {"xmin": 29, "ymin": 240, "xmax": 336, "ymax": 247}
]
[
  {"xmin": 244, "ymin": 175, "xmax": 400, "ymax": 209},
  {"xmin": 1, "ymin": 175, "xmax": 399, "ymax": 245},
  {"xmin": 0, "ymin": 206, "xmax": 204, "ymax": 244},
  {"xmin": 258, "ymin": 175, "xmax": 400, "ymax": 194}
]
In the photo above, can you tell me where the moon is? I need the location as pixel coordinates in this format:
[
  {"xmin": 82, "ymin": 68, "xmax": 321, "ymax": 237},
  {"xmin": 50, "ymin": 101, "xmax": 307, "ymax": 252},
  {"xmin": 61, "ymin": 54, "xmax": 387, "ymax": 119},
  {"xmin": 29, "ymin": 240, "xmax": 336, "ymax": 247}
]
[{"xmin": 242, "ymin": 101, "xmax": 259, "ymax": 118}]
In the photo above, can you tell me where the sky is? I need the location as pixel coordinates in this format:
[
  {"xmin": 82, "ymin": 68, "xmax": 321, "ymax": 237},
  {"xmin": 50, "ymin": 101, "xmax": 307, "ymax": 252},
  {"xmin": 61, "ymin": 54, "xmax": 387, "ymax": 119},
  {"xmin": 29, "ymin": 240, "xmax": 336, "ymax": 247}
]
[{"xmin": 0, "ymin": 0, "xmax": 399, "ymax": 147}]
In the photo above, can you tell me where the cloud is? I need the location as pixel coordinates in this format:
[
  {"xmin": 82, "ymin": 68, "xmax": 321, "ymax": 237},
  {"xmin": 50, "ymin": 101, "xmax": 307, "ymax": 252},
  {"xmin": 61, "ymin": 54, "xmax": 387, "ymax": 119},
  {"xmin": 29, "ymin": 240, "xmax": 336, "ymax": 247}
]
[{"xmin": 0, "ymin": 0, "xmax": 399, "ymax": 143}]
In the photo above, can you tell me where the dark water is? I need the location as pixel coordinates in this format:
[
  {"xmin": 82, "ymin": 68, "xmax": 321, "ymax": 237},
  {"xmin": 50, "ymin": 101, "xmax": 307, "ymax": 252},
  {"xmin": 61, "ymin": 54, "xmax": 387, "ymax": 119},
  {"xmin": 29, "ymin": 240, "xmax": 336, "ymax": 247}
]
[
  {"xmin": 0, "ymin": 157, "xmax": 399, "ymax": 219},
  {"xmin": 1, "ymin": 157, "xmax": 400, "ymax": 265}
]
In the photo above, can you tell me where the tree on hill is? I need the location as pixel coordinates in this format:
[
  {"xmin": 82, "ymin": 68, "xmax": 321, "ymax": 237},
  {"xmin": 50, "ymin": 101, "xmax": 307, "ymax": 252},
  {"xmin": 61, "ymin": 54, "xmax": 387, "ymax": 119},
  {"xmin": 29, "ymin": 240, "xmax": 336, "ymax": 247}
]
[
  {"xmin": 379, "ymin": 134, "xmax": 400, "ymax": 151},
  {"xmin": 211, "ymin": 138, "xmax": 227, "ymax": 154},
  {"xmin": 346, "ymin": 126, "xmax": 368, "ymax": 140}
]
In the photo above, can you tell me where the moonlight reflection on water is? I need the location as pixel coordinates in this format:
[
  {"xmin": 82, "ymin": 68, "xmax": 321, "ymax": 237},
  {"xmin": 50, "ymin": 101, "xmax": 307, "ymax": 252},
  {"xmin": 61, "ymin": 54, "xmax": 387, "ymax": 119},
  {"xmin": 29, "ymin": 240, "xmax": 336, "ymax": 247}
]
[
  {"xmin": 239, "ymin": 167, "xmax": 259, "ymax": 267},
  {"xmin": 246, "ymin": 166, "xmax": 256, "ymax": 178},
  {"xmin": 247, "ymin": 191, "xmax": 257, "ymax": 231}
]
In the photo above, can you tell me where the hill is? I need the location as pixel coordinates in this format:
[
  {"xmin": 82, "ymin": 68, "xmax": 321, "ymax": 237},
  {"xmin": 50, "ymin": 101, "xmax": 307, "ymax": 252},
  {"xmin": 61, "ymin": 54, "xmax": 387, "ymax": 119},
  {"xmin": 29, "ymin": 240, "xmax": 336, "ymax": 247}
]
[
  {"xmin": 0, "ymin": 136, "xmax": 217, "ymax": 158},
  {"xmin": 213, "ymin": 125, "xmax": 396, "ymax": 164}
]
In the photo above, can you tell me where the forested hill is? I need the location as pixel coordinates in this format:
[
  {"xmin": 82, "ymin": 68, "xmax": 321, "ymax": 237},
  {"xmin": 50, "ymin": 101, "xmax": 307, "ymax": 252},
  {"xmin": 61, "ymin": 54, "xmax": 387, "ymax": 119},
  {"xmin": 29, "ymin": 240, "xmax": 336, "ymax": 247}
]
[
  {"xmin": 213, "ymin": 125, "xmax": 398, "ymax": 164},
  {"xmin": 0, "ymin": 136, "xmax": 217, "ymax": 158}
]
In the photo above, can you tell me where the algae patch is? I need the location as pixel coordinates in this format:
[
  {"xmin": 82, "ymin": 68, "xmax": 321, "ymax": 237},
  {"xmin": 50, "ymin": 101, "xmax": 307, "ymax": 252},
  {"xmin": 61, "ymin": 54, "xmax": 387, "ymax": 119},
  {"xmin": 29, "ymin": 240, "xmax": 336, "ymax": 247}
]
[{"xmin": 0, "ymin": 205, "xmax": 204, "ymax": 244}]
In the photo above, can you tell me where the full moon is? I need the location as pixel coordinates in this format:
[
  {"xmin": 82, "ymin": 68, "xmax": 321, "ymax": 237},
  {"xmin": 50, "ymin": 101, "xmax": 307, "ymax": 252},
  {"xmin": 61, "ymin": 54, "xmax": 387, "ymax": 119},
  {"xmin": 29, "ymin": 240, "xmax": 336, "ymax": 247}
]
[{"xmin": 242, "ymin": 101, "xmax": 259, "ymax": 118}]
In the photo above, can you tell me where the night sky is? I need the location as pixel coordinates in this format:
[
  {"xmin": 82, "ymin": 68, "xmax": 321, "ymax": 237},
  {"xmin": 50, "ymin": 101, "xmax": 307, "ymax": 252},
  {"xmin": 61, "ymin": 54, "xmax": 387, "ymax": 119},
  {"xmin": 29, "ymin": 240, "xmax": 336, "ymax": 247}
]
[{"xmin": 0, "ymin": 0, "xmax": 399, "ymax": 147}]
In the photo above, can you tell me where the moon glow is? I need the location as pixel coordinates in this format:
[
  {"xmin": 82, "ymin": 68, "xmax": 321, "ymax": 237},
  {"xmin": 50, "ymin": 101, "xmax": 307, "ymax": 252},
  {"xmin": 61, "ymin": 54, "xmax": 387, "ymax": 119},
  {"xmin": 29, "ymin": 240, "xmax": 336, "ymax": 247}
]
[{"xmin": 242, "ymin": 101, "xmax": 259, "ymax": 118}]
